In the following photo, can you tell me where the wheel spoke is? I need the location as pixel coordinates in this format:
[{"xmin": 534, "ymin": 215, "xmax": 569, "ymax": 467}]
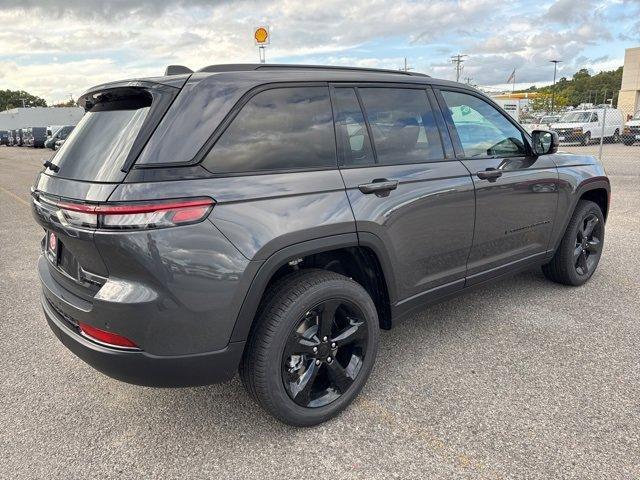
[
  {"xmin": 331, "ymin": 316, "xmax": 366, "ymax": 347},
  {"xmin": 583, "ymin": 216, "xmax": 599, "ymax": 238},
  {"xmin": 586, "ymin": 238, "xmax": 601, "ymax": 253},
  {"xmin": 577, "ymin": 251, "xmax": 589, "ymax": 274},
  {"xmin": 290, "ymin": 361, "xmax": 320, "ymax": 405},
  {"xmin": 317, "ymin": 299, "xmax": 340, "ymax": 339},
  {"xmin": 284, "ymin": 334, "xmax": 319, "ymax": 357},
  {"xmin": 573, "ymin": 245, "xmax": 583, "ymax": 261},
  {"xmin": 326, "ymin": 360, "xmax": 354, "ymax": 394}
]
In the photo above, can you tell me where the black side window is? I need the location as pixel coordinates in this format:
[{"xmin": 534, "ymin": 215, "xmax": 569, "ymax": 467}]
[
  {"xmin": 203, "ymin": 87, "xmax": 336, "ymax": 174},
  {"xmin": 441, "ymin": 90, "xmax": 527, "ymax": 158},
  {"xmin": 333, "ymin": 88, "xmax": 375, "ymax": 166},
  {"xmin": 357, "ymin": 88, "xmax": 444, "ymax": 165}
]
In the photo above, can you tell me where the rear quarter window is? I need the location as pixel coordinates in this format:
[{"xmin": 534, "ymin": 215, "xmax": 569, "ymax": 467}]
[{"xmin": 202, "ymin": 86, "xmax": 336, "ymax": 174}]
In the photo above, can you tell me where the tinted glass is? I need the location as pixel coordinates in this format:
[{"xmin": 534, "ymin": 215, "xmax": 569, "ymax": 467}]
[
  {"xmin": 50, "ymin": 98, "xmax": 150, "ymax": 182},
  {"xmin": 333, "ymin": 88, "xmax": 375, "ymax": 166},
  {"xmin": 358, "ymin": 88, "xmax": 443, "ymax": 165},
  {"xmin": 441, "ymin": 90, "xmax": 526, "ymax": 158},
  {"xmin": 204, "ymin": 87, "xmax": 336, "ymax": 174}
]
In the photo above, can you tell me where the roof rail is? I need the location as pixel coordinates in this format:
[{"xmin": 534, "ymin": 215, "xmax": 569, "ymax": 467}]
[
  {"xmin": 196, "ymin": 63, "xmax": 429, "ymax": 77},
  {"xmin": 165, "ymin": 65, "xmax": 194, "ymax": 76}
]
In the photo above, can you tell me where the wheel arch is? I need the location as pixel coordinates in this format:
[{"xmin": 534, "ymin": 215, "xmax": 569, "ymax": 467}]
[
  {"xmin": 229, "ymin": 233, "xmax": 396, "ymax": 344},
  {"xmin": 551, "ymin": 178, "xmax": 610, "ymax": 253}
]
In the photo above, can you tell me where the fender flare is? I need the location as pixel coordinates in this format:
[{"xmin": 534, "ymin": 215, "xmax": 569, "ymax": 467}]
[
  {"xmin": 229, "ymin": 231, "xmax": 399, "ymax": 343},
  {"xmin": 229, "ymin": 233, "xmax": 358, "ymax": 343},
  {"xmin": 551, "ymin": 177, "xmax": 610, "ymax": 252}
]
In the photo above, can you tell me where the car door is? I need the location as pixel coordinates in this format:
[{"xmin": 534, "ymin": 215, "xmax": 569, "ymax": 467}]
[
  {"xmin": 332, "ymin": 85, "xmax": 475, "ymax": 313},
  {"xmin": 435, "ymin": 88, "xmax": 559, "ymax": 284}
]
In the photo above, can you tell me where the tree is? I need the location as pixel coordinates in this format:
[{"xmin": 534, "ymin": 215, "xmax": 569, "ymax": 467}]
[
  {"xmin": 52, "ymin": 98, "xmax": 78, "ymax": 108},
  {"xmin": 530, "ymin": 92, "xmax": 569, "ymax": 114},
  {"xmin": 0, "ymin": 89, "xmax": 47, "ymax": 110},
  {"xmin": 516, "ymin": 66, "xmax": 624, "ymax": 110}
]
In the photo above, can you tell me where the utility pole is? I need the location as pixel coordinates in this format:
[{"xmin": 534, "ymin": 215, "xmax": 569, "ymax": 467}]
[
  {"xmin": 549, "ymin": 59, "xmax": 562, "ymax": 115},
  {"xmin": 400, "ymin": 57, "xmax": 413, "ymax": 72},
  {"xmin": 451, "ymin": 54, "xmax": 468, "ymax": 83}
]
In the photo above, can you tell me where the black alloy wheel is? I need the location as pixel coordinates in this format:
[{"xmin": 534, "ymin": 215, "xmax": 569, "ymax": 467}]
[
  {"xmin": 239, "ymin": 269, "xmax": 379, "ymax": 426},
  {"xmin": 573, "ymin": 213, "xmax": 602, "ymax": 277},
  {"xmin": 542, "ymin": 200, "xmax": 605, "ymax": 286},
  {"xmin": 282, "ymin": 299, "xmax": 368, "ymax": 408}
]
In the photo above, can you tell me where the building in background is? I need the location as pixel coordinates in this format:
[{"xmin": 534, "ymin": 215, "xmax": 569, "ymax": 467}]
[
  {"xmin": 0, "ymin": 107, "xmax": 84, "ymax": 130},
  {"xmin": 618, "ymin": 46, "xmax": 640, "ymax": 119},
  {"xmin": 490, "ymin": 93, "xmax": 534, "ymax": 121}
]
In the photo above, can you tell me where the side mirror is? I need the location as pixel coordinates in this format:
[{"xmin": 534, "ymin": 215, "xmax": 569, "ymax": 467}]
[{"xmin": 531, "ymin": 129, "xmax": 558, "ymax": 155}]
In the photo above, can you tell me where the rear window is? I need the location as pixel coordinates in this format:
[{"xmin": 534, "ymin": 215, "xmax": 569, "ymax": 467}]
[
  {"xmin": 49, "ymin": 93, "xmax": 152, "ymax": 182},
  {"xmin": 202, "ymin": 86, "xmax": 336, "ymax": 174}
]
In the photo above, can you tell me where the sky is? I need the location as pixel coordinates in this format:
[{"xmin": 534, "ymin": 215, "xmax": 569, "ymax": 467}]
[{"xmin": 0, "ymin": 0, "xmax": 638, "ymax": 104}]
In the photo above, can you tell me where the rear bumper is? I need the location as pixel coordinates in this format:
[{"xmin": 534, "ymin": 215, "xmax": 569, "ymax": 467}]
[{"xmin": 42, "ymin": 292, "xmax": 245, "ymax": 387}]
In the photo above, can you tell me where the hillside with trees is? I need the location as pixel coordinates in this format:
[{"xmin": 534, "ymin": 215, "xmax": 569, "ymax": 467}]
[
  {"xmin": 518, "ymin": 67, "xmax": 624, "ymax": 112},
  {"xmin": 0, "ymin": 90, "xmax": 47, "ymax": 110}
]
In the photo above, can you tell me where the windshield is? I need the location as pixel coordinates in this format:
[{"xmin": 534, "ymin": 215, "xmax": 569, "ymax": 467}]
[
  {"xmin": 560, "ymin": 112, "xmax": 592, "ymax": 123},
  {"xmin": 540, "ymin": 116, "xmax": 559, "ymax": 123},
  {"xmin": 50, "ymin": 96, "xmax": 151, "ymax": 182}
]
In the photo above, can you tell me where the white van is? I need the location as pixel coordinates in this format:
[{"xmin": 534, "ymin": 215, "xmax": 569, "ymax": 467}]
[
  {"xmin": 622, "ymin": 110, "xmax": 640, "ymax": 145},
  {"xmin": 551, "ymin": 108, "xmax": 624, "ymax": 145}
]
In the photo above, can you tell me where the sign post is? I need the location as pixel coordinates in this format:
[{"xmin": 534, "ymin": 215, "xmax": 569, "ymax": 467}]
[{"xmin": 254, "ymin": 26, "xmax": 270, "ymax": 64}]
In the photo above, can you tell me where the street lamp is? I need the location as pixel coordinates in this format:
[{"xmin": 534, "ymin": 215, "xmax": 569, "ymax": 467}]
[{"xmin": 549, "ymin": 60, "xmax": 562, "ymax": 114}]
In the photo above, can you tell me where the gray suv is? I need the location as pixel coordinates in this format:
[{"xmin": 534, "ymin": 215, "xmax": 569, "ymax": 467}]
[{"xmin": 32, "ymin": 64, "xmax": 610, "ymax": 426}]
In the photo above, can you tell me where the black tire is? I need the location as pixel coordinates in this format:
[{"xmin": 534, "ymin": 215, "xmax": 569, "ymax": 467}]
[
  {"xmin": 239, "ymin": 269, "xmax": 379, "ymax": 426},
  {"xmin": 542, "ymin": 200, "xmax": 605, "ymax": 286},
  {"xmin": 611, "ymin": 129, "xmax": 620, "ymax": 144},
  {"xmin": 581, "ymin": 132, "xmax": 591, "ymax": 146}
]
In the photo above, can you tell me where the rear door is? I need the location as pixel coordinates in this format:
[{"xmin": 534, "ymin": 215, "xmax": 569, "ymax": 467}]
[
  {"xmin": 333, "ymin": 84, "xmax": 475, "ymax": 310},
  {"xmin": 435, "ymin": 88, "xmax": 558, "ymax": 284}
]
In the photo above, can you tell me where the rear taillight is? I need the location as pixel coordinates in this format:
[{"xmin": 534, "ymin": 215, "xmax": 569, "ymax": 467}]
[
  {"xmin": 53, "ymin": 198, "xmax": 214, "ymax": 230},
  {"xmin": 79, "ymin": 321, "xmax": 139, "ymax": 349}
]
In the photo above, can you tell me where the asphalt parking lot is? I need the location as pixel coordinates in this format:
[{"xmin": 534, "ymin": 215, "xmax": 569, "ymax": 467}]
[{"xmin": 0, "ymin": 144, "xmax": 638, "ymax": 479}]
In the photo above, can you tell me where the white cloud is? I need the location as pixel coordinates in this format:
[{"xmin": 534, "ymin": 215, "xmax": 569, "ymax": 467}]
[{"xmin": 0, "ymin": 0, "xmax": 633, "ymax": 102}]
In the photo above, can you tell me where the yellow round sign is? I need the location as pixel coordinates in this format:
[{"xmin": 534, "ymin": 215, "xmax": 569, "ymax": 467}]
[{"xmin": 254, "ymin": 27, "xmax": 269, "ymax": 44}]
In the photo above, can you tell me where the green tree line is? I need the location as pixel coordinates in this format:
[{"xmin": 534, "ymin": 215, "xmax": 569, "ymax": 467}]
[
  {"xmin": 518, "ymin": 67, "xmax": 624, "ymax": 112},
  {"xmin": 0, "ymin": 89, "xmax": 48, "ymax": 110}
]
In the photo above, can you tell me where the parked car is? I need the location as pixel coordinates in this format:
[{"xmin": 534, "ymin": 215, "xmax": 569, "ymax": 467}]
[
  {"xmin": 29, "ymin": 127, "xmax": 47, "ymax": 148},
  {"xmin": 551, "ymin": 108, "xmax": 624, "ymax": 145},
  {"xmin": 15, "ymin": 128, "xmax": 24, "ymax": 146},
  {"xmin": 47, "ymin": 125, "xmax": 64, "ymax": 138},
  {"xmin": 23, "ymin": 128, "xmax": 34, "ymax": 147},
  {"xmin": 522, "ymin": 115, "xmax": 561, "ymax": 133},
  {"xmin": 621, "ymin": 110, "xmax": 640, "ymax": 145},
  {"xmin": 32, "ymin": 64, "xmax": 610, "ymax": 426},
  {"xmin": 8, "ymin": 130, "xmax": 16, "ymax": 146},
  {"xmin": 45, "ymin": 125, "xmax": 74, "ymax": 149},
  {"xmin": 0, "ymin": 130, "xmax": 9, "ymax": 146}
]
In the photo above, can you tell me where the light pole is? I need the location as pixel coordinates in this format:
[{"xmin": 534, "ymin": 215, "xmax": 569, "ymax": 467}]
[{"xmin": 549, "ymin": 60, "xmax": 562, "ymax": 114}]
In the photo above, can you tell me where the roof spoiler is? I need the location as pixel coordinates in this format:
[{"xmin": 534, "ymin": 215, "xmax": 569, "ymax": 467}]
[{"xmin": 164, "ymin": 65, "xmax": 194, "ymax": 76}]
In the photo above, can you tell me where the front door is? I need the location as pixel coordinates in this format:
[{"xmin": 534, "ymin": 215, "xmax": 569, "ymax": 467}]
[
  {"xmin": 332, "ymin": 85, "xmax": 475, "ymax": 309},
  {"xmin": 436, "ymin": 88, "xmax": 559, "ymax": 284}
]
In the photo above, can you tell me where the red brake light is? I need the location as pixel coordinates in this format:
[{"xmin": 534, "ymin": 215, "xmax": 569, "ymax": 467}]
[
  {"xmin": 54, "ymin": 198, "xmax": 214, "ymax": 230},
  {"xmin": 79, "ymin": 322, "xmax": 138, "ymax": 349}
]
